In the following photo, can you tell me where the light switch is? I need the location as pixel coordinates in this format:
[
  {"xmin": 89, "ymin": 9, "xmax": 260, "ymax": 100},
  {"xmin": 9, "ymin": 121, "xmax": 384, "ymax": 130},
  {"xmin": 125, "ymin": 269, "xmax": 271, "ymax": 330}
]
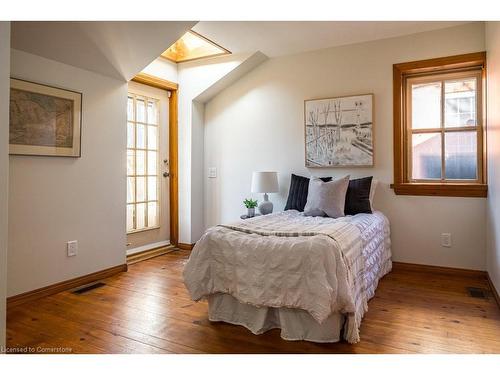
[{"xmin": 208, "ymin": 167, "xmax": 217, "ymax": 178}]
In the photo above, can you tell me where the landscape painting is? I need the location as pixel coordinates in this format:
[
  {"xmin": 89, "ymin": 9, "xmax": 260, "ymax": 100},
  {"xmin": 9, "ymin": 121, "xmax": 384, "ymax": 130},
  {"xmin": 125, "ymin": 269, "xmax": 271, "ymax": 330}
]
[
  {"xmin": 9, "ymin": 78, "xmax": 82, "ymax": 157},
  {"xmin": 304, "ymin": 94, "xmax": 373, "ymax": 167}
]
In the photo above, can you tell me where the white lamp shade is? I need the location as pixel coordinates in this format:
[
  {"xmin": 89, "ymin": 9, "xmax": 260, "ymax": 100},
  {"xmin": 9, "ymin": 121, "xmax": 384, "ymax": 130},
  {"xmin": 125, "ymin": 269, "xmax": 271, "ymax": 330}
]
[{"xmin": 251, "ymin": 171, "xmax": 279, "ymax": 193}]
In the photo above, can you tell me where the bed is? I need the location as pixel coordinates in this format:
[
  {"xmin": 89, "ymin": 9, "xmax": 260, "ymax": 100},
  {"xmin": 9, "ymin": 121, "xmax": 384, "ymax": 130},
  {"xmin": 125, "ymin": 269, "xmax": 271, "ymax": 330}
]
[{"xmin": 183, "ymin": 209, "xmax": 391, "ymax": 343}]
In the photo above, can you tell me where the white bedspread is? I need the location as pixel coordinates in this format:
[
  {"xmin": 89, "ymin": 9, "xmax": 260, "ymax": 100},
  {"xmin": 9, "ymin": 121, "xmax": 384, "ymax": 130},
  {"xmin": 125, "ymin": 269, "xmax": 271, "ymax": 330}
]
[{"xmin": 183, "ymin": 210, "xmax": 389, "ymax": 343}]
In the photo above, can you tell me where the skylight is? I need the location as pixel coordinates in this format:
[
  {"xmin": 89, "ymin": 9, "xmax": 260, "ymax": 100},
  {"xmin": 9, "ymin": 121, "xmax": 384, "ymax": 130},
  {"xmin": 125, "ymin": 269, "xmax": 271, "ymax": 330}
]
[{"xmin": 161, "ymin": 30, "xmax": 230, "ymax": 63}]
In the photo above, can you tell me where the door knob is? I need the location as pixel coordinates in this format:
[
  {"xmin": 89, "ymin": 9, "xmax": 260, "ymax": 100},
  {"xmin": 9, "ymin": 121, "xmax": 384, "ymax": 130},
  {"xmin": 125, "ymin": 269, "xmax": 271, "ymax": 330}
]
[{"xmin": 163, "ymin": 172, "xmax": 170, "ymax": 177}]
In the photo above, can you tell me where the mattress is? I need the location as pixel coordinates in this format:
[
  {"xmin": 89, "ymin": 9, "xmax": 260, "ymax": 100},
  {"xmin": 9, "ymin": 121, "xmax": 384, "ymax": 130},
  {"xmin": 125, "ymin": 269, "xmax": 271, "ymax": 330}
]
[{"xmin": 184, "ymin": 210, "xmax": 391, "ymax": 343}]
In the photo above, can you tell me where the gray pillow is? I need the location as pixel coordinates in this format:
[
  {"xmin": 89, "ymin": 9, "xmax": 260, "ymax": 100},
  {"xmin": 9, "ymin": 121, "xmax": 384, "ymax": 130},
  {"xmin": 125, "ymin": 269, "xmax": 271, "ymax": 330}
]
[{"xmin": 303, "ymin": 175, "xmax": 350, "ymax": 218}]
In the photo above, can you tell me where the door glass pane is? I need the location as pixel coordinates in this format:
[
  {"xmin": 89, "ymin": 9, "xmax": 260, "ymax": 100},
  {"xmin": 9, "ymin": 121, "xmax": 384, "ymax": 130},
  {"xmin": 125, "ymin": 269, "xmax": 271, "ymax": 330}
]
[
  {"xmin": 126, "ymin": 204, "xmax": 135, "ymax": 231},
  {"xmin": 127, "ymin": 150, "xmax": 135, "ymax": 176},
  {"xmin": 127, "ymin": 122, "xmax": 135, "ymax": 148},
  {"xmin": 127, "ymin": 177, "xmax": 135, "ymax": 203},
  {"xmin": 136, "ymin": 98, "xmax": 146, "ymax": 123},
  {"xmin": 412, "ymin": 133, "xmax": 442, "ymax": 180},
  {"xmin": 147, "ymin": 100, "xmax": 157, "ymax": 124},
  {"xmin": 411, "ymin": 82, "xmax": 441, "ymax": 129},
  {"xmin": 147, "ymin": 202, "xmax": 158, "ymax": 227},
  {"xmin": 136, "ymin": 124, "xmax": 146, "ymax": 149},
  {"xmin": 445, "ymin": 78, "xmax": 476, "ymax": 128},
  {"xmin": 136, "ymin": 150, "xmax": 145, "ymax": 175},
  {"xmin": 147, "ymin": 126, "xmax": 157, "ymax": 150},
  {"xmin": 127, "ymin": 97, "xmax": 134, "ymax": 121},
  {"xmin": 148, "ymin": 176, "xmax": 157, "ymax": 201},
  {"xmin": 445, "ymin": 131, "xmax": 477, "ymax": 179},
  {"xmin": 136, "ymin": 177, "xmax": 146, "ymax": 202},
  {"xmin": 136, "ymin": 203, "xmax": 146, "ymax": 230},
  {"xmin": 147, "ymin": 151, "xmax": 157, "ymax": 176}
]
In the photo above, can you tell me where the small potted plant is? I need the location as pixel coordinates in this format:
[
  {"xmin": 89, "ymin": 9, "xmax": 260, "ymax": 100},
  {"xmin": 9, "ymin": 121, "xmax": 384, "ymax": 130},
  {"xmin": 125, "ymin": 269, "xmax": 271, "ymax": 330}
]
[{"xmin": 243, "ymin": 198, "xmax": 258, "ymax": 218}]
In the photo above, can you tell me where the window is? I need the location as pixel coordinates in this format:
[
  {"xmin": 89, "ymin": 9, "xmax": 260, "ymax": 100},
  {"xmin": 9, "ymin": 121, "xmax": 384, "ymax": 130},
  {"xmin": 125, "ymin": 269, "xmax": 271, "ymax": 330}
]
[
  {"xmin": 393, "ymin": 52, "xmax": 487, "ymax": 197},
  {"xmin": 127, "ymin": 93, "xmax": 160, "ymax": 233},
  {"xmin": 161, "ymin": 30, "xmax": 230, "ymax": 63}
]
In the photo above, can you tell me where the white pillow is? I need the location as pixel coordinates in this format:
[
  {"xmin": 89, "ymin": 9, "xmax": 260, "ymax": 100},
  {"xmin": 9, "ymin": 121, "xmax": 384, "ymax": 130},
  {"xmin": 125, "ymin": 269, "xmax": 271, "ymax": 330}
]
[{"xmin": 304, "ymin": 175, "xmax": 350, "ymax": 218}]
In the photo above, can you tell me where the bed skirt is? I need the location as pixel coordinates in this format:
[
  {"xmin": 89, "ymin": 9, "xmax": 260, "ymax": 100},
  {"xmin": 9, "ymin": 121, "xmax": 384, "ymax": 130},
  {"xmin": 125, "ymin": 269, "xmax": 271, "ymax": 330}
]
[{"xmin": 208, "ymin": 293, "xmax": 345, "ymax": 343}]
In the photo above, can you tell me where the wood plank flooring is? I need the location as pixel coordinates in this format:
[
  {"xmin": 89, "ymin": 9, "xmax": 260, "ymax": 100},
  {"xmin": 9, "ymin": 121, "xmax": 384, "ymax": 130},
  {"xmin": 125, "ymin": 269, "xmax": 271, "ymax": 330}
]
[{"xmin": 6, "ymin": 250, "xmax": 500, "ymax": 353}]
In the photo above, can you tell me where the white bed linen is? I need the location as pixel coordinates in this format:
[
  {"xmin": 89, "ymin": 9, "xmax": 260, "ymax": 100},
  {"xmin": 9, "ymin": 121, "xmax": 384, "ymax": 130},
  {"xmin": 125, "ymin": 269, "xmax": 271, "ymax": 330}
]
[{"xmin": 183, "ymin": 210, "xmax": 391, "ymax": 343}]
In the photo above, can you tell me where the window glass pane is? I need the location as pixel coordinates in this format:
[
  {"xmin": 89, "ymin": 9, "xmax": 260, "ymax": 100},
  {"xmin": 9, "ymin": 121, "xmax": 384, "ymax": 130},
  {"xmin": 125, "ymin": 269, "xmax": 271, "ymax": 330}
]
[
  {"xmin": 136, "ymin": 150, "xmax": 145, "ymax": 175},
  {"xmin": 445, "ymin": 131, "xmax": 477, "ymax": 180},
  {"xmin": 127, "ymin": 177, "xmax": 135, "ymax": 203},
  {"xmin": 148, "ymin": 176, "xmax": 157, "ymax": 201},
  {"xmin": 412, "ymin": 133, "xmax": 442, "ymax": 180},
  {"xmin": 127, "ymin": 97, "xmax": 134, "ymax": 121},
  {"xmin": 127, "ymin": 150, "xmax": 135, "ymax": 176},
  {"xmin": 127, "ymin": 122, "xmax": 135, "ymax": 148},
  {"xmin": 147, "ymin": 126, "xmax": 157, "ymax": 150},
  {"xmin": 445, "ymin": 78, "xmax": 476, "ymax": 128},
  {"xmin": 136, "ymin": 177, "xmax": 146, "ymax": 202},
  {"xmin": 147, "ymin": 202, "xmax": 158, "ymax": 227},
  {"xmin": 147, "ymin": 151, "xmax": 157, "ymax": 175},
  {"xmin": 147, "ymin": 100, "xmax": 157, "ymax": 124},
  {"xmin": 411, "ymin": 82, "xmax": 441, "ymax": 129},
  {"xmin": 136, "ymin": 98, "xmax": 146, "ymax": 123},
  {"xmin": 136, "ymin": 203, "xmax": 146, "ymax": 230},
  {"xmin": 137, "ymin": 124, "xmax": 146, "ymax": 149},
  {"xmin": 126, "ymin": 204, "xmax": 135, "ymax": 231}
]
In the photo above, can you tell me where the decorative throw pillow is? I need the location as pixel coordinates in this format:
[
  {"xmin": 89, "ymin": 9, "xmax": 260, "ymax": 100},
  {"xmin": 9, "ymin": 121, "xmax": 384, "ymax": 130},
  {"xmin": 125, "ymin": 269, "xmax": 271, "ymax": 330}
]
[
  {"xmin": 344, "ymin": 176, "xmax": 373, "ymax": 215},
  {"xmin": 304, "ymin": 175, "xmax": 350, "ymax": 218},
  {"xmin": 284, "ymin": 174, "xmax": 332, "ymax": 212}
]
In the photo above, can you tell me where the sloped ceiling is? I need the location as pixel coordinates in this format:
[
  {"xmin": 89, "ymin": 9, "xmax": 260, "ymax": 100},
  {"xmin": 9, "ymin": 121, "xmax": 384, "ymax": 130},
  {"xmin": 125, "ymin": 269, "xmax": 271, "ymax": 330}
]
[
  {"xmin": 11, "ymin": 21, "xmax": 196, "ymax": 81},
  {"xmin": 193, "ymin": 21, "xmax": 471, "ymax": 57}
]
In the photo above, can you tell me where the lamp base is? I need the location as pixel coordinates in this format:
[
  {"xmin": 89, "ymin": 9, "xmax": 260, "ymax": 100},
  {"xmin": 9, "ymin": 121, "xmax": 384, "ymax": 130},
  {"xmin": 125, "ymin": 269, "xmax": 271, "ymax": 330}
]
[{"xmin": 258, "ymin": 193, "xmax": 273, "ymax": 215}]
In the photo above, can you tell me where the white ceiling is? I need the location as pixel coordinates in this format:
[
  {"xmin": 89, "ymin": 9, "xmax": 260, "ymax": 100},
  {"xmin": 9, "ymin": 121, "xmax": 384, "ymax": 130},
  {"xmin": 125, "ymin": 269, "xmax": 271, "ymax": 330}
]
[
  {"xmin": 11, "ymin": 21, "xmax": 196, "ymax": 81},
  {"xmin": 193, "ymin": 21, "xmax": 471, "ymax": 57}
]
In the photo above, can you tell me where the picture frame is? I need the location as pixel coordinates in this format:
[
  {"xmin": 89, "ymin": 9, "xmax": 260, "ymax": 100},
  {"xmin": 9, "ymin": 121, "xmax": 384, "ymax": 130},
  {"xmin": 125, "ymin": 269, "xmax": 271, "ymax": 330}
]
[
  {"xmin": 304, "ymin": 93, "xmax": 374, "ymax": 167},
  {"xmin": 9, "ymin": 78, "xmax": 82, "ymax": 157}
]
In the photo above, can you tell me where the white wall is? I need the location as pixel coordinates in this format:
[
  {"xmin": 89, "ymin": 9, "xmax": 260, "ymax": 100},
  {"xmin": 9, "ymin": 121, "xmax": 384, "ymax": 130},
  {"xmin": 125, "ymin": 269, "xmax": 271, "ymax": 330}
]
[
  {"xmin": 204, "ymin": 22, "xmax": 487, "ymax": 270},
  {"xmin": 142, "ymin": 58, "xmax": 178, "ymax": 84},
  {"xmin": 176, "ymin": 53, "xmax": 265, "ymax": 244},
  {"xmin": 0, "ymin": 21, "xmax": 11, "ymax": 349},
  {"xmin": 486, "ymin": 22, "xmax": 500, "ymax": 292},
  {"xmin": 8, "ymin": 50, "xmax": 127, "ymax": 296}
]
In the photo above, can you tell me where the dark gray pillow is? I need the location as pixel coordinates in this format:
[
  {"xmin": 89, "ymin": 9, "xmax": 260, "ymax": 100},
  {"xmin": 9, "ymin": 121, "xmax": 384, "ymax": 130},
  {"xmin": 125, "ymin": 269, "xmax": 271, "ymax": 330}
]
[
  {"xmin": 345, "ymin": 176, "xmax": 373, "ymax": 215},
  {"xmin": 284, "ymin": 174, "xmax": 332, "ymax": 212}
]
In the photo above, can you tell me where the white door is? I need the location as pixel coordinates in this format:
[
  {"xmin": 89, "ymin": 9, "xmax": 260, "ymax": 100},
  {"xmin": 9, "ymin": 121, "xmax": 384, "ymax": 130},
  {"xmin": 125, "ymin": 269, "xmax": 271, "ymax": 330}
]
[{"xmin": 126, "ymin": 81, "xmax": 170, "ymax": 250}]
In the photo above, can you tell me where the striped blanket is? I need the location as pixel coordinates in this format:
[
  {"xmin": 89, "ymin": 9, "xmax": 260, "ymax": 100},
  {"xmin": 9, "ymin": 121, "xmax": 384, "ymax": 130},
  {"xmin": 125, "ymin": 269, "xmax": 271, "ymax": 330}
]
[{"xmin": 183, "ymin": 211, "xmax": 369, "ymax": 343}]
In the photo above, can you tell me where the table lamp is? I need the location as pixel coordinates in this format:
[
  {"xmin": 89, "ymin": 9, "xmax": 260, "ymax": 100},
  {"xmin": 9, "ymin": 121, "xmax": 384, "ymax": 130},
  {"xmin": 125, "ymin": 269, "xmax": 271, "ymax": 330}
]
[{"xmin": 251, "ymin": 171, "xmax": 279, "ymax": 215}]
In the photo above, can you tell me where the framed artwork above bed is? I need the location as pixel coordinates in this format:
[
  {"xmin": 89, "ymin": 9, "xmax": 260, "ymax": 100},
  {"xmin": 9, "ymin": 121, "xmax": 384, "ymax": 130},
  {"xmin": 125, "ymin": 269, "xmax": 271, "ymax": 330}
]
[
  {"xmin": 9, "ymin": 78, "xmax": 82, "ymax": 157},
  {"xmin": 304, "ymin": 93, "xmax": 373, "ymax": 167}
]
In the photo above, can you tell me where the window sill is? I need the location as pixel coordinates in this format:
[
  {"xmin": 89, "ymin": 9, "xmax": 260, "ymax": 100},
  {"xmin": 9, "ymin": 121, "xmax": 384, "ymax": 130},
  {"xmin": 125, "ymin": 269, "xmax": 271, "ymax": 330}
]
[{"xmin": 390, "ymin": 183, "xmax": 487, "ymax": 198}]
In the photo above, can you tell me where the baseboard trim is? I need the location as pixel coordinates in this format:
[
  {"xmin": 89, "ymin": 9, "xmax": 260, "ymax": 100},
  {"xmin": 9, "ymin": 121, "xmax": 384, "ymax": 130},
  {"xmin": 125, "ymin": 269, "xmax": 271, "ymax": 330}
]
[
  {"xmin": 7, "ymin": 264, "xmax": 128, "ymax": 308},
  {"xmin": 487, "ymin": 273, "xmax": 500, "ymax": 309},
  {"xmin": 177, "ymin": 243, "xmax": 195, "ymax": 250},
  {"xmin": 392, "ymin": 261, "xmax": 487, "ymax": 278},
  {"xmin": 127, "ymin": 245, "xmax": 176, "ymax": 265},
  {"xmin": 126, "ymin": 240, "xmax": 170, "ymax": 256}
]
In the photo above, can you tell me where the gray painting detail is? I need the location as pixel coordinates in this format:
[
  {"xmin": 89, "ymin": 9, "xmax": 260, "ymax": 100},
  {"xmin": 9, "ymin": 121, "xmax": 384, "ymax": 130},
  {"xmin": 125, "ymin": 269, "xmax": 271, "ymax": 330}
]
[
  {"xmin": 10, "ymin": 88, "xmax": 74, "ymax": 148},
  {"xmin": 305, "ymin": 94, "xmax": 373, "ymax": 167}
]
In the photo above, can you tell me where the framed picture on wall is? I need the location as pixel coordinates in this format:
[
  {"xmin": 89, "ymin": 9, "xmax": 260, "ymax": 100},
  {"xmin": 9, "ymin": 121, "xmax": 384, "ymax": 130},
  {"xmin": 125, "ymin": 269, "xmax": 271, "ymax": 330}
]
[
  {"xmin": 304, "ymin": 93, "xmax": 374, "ymax": 167},
  {"xmin": 9, "ymin": 78, "xmax": 82, "ymax": 157}
]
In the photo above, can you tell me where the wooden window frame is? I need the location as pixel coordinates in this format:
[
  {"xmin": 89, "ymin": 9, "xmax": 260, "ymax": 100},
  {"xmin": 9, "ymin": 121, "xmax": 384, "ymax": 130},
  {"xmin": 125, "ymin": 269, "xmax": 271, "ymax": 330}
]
[{"xmin": 392, "ymin": 52, "xmax": 488, "ymax": 198}]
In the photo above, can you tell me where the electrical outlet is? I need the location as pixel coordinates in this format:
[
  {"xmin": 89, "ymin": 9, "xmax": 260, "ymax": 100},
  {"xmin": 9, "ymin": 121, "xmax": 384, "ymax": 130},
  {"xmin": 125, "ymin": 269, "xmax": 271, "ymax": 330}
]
[
  {"xmin": 441, "ymin": 233, "xmax": 452, "ymax": 248},
  {"xmin": 67, "ymin": 240, "xmax": 78, "ymax": 257},
  {"xmin": 208, "ymin": 167, "xmax": 217, "ymax": 178}
]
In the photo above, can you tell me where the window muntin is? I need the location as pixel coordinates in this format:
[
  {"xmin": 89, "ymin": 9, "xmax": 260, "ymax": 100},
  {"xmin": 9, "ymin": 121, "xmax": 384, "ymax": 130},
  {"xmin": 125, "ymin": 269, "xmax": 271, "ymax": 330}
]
[
  {"xmin": 127, "ymin": 93, "xmax": 160, "ymax": 233},
  {"xmin": 406, "ymin": 70, "xmax": 483, "ymax": 184}
]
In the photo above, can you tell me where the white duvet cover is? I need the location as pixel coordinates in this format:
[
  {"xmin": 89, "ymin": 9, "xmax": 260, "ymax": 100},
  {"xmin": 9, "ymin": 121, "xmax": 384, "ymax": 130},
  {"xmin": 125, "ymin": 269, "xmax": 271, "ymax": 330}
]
[{"xmin": 183, "ymin": 210, "xmax": 391, "ymax": 343}]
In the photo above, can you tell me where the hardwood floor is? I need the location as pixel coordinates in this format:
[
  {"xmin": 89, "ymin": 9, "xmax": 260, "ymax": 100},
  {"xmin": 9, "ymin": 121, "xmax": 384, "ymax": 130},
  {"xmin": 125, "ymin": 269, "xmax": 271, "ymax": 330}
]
[{"xmin": 6, "ymin": 250, "xmax": 500, "ymax": 354}]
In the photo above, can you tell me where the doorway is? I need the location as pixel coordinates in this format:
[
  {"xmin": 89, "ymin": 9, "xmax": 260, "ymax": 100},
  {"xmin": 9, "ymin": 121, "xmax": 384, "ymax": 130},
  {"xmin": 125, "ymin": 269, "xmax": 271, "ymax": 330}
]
[{"xmin": 126, "ymin": 81, "xmax": 170, "ymax": 251}]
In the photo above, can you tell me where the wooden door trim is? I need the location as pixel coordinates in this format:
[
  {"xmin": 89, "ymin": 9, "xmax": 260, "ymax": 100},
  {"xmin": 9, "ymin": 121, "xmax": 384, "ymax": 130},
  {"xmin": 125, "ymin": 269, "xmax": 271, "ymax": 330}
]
[{"xmin": 131, "ymin": 75, "xmax": 179, "ymax": 247}]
